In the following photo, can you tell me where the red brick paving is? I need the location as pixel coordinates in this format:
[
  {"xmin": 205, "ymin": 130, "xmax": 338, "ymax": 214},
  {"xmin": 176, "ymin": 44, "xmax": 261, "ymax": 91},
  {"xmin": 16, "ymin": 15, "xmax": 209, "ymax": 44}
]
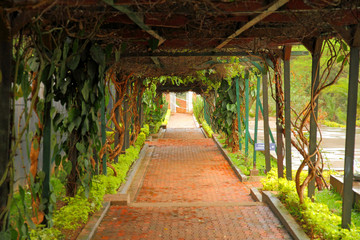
[
  {"xmin": 95, "ymin": 205, "xmax": 290, "ymax": 240},
  {"xmin": 93, "ymin": 114, "xmax": 291, "ymax": 240}
]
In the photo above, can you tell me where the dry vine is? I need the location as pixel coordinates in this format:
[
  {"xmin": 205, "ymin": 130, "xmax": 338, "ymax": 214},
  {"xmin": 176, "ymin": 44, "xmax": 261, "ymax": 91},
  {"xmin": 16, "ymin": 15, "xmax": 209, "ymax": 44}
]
[{"xmin": 268, "ymin": 39, "xmax": 349, "ymax": 203}]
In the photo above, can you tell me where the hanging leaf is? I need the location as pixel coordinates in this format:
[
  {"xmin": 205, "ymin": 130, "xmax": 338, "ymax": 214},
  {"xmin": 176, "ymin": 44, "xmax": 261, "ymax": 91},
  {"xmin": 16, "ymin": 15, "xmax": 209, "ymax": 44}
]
[
  {"xmin": 87, "ymin": 60, "xmax": 97, "ymax": 80},
  {"xmin": 67, "ymin": 54, "xmax": 81, "ymax": 70},
  {"xmin": 81, "ymin": 80, "xmax": 91, "ymax": 101},
  {"xmin": 90, "ymin": 44, "xmax": 105, "ymax": 65},
  {"xmin": 74, "ymin": 116, "xmax": 82, "ymax": 129},
  {"xmin": 76, "ymin": 142, "xmax": 86, "ymax": 153}
]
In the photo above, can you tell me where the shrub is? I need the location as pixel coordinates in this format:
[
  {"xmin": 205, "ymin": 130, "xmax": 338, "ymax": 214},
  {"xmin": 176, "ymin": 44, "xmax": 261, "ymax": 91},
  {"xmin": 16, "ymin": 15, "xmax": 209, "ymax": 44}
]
[
  {"xmin": 261, "ymin": 169, "xmax": 360, "ymax": 239},
  {"xmin": 201, "ymin": 120, "xmax": 214, "ymax": 138}
]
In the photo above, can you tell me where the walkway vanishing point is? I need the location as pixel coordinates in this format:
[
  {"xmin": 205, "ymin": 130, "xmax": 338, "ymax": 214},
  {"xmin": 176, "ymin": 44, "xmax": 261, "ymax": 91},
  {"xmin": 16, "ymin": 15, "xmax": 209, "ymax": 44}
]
[{"xmin": 93, "ymin": 113, "xmax": 292, "ymax": 240}]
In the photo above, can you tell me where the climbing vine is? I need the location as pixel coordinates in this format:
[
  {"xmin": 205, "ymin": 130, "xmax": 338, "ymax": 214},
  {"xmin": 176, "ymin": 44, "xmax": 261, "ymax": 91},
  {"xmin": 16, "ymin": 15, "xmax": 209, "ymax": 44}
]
[{"xmin": 268, "ymin": 39, "xmax": 349, "ymax": 203}]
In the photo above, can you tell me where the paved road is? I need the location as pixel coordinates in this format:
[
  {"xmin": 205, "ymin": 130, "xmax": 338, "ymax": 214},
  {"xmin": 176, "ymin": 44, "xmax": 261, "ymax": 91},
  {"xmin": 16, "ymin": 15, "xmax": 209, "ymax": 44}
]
[{"xmin": 93, "ymin": 113, "xmax": 292, "ymax": 240}]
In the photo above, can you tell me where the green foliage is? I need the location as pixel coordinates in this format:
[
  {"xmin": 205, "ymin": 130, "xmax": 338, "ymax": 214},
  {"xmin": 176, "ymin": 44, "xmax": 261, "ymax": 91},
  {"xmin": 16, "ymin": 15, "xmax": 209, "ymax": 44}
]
[
  {"xmin": 212, "ymin": 79, "xmax": 240, "ymax": 149},
  {"xmin": 30, "ymin": 226, "xmax": 63, "ymax": 240},
  {"xmin": 321, "ymin": 120, "xmax": 346, "ymax": 128},
  {"xmin": 30, "ymin": 126, "xmax": 148, "ymax": 239},
  {"xmin": 201, "ymin": 120, "xmax": 214, "ymax": 138},
  {"xmin": 142, "ymin": 82, "xmax": 167, "ymax": 133},
  {"xmin": 218, "ymin": 136, "xmax": 276, "ymax": 176},
  {"xmin": 141, "ymin": 124, "xmax": 150, "ymax": 136},
  {"xmin": 261, "ymin": 169, "xmax": 360, "ymax": 239},
  {"xmin": 162, "ymin": 109, "xmax": 171, "ymax": 125},
  {"xmin": 193, "ymin": 95, "xmax": 204, "ymax": 123},
  {"xmin": 53, "ymin": 195, "xmax": 92, "ymax": 230}
]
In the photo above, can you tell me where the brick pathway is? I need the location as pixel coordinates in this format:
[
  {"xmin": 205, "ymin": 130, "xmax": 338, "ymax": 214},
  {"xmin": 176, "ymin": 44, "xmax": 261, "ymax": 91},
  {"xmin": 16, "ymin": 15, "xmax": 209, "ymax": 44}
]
[{"xmin": 94, "ymin": 113, "xmax": 292, "ymax": 240}]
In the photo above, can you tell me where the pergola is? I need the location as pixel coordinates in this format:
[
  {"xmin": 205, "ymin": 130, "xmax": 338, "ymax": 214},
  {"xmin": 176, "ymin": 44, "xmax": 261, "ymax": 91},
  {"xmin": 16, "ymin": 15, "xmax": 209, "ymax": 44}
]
[{"xmin": 1, "ymin": 0, "xmax": 360, "ymax": 230}]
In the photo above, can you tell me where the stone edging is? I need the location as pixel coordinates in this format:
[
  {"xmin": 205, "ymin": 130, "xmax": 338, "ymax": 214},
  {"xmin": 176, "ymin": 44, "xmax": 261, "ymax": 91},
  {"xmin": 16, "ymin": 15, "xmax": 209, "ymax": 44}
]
[
  {"xmin": 250, "ymin": 187, "xmax": 262, "ymax": 202},
  {"xmin": 200, "ymin": 127, "xmax": 208, "ymax": 138},
  {"xmin": 262, "ymin": 191, "xmax": 310, "ymax": 240},
  {"xmin": 212, "ymin": 136, "xmax": 248, "ymax": 182},
  {"xmin": 76, "ymin": 202, "xmax": 110, "ymax": 240}
]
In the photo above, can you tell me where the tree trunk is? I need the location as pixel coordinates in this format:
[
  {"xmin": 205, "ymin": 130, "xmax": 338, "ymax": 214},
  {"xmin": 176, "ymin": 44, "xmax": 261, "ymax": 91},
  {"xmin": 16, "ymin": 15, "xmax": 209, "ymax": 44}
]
[{"xmin": 66, "ymin": 130, "xmax": 79, "ymax": 197}]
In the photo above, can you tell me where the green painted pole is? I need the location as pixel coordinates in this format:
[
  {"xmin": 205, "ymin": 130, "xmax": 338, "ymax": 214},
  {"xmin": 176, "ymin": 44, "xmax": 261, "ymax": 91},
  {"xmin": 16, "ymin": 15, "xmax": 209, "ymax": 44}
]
[
  {"xmin": 253, "ymin": 75, "xmax": 261, "ymax": 168},
  {"xmin": 284, "ymin": 46, "xmax": 292, "ymax": 180},
  {"xmin": 342, "ymin": 46, "xmax": 359, "ymax": 229},
  {"xmin": 259, "ymin": 101, "xmax": 276, "ymax": 146},
  {"xmin": 42, "ymin": 80, "xmax": 52, "ymax": 225},
  {"xmin": 101, "ymin": 77, "xmax": 107, "ymax": 175},
  {"xmin": 308, "ymin": 38, "xmax": 322, "ymax": 198},
  {"xmin": 235, "ymin": 76, "xmax": 242, "ymax": 150},
  {"xmin": 0, "ymin": 20, "xmax": 12, "ymax": 231},
  {"xmin": 245, "ymin": 71, "xmax": 249, "ymax": 157},
  {"xmin": 262, "ymin": 72, "xmax": 271, "ymax": 173}
]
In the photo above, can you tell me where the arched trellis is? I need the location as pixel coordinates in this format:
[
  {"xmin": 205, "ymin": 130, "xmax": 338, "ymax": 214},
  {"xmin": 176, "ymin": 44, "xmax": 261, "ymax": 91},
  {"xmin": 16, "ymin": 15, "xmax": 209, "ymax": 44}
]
[{"xmin": 1, "ymin": 0, "xmax": 360, "ymax": 235}]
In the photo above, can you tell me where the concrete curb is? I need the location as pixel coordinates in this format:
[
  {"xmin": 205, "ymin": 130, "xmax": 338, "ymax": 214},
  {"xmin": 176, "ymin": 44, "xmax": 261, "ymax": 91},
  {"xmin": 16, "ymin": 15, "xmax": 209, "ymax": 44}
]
[
  {"xmin": 262, "ymin": 191, "xmax": 309, "ymax": 240},
  {"xmin": 76, "ymin": 202, "xmax": 110, "ymax": 240},
  {"xmin": 192, "ymin": 114, "xmax": 200, "ymax": 128},
  {"xmin": 212, "ymin": 136, "xmax": 248, "ymax": 182},
  {"xmin": 250, "ymin": 187, "xmax": 262, "ymax": 202},
  {"xmin": 200, "ymin": 127, "xmax": 208, "ymax": 138},
  {"xmin": 104, "ymin": 144, "xmax": 151, "ymax": 205}
]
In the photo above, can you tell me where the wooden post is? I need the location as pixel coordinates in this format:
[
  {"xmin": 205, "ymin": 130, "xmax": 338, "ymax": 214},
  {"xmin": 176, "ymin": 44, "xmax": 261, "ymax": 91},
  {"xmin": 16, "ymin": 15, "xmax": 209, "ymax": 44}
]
[
  {"xmin": 235, "ymin": 76, "xmax": 242, "ymax": 151},
  {"xmin": 342, "ymin": 46, "xmax": 359, "ymax": 229},
  {"xmin": 308, "ymin": 38, "xmax": 322, "ymax": 198},
  {"xmin": 275, "ymin": 58, "xmax": 284, "ymax": 178},
  {"xmin": 284, "ymin": 46, "xmax": 292, "ymax": 180},
  {"xmin": 262, "ymin": 72, "xmax": 271, "ymax": 173}
]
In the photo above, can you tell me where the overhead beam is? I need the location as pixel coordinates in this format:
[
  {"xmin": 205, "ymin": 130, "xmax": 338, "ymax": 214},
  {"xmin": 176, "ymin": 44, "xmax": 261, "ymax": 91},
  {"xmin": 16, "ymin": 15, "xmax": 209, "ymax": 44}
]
[
  {"xmin": 216, "ymin": 0, "xmax": 290, "ymax": 49},
  {"xmin": 120, "ymin": 51, "xmax": 308, "ymax": 58},
  {"xmin": 102, "ymin": 0, "xmax": 165, "ymax": 46}
]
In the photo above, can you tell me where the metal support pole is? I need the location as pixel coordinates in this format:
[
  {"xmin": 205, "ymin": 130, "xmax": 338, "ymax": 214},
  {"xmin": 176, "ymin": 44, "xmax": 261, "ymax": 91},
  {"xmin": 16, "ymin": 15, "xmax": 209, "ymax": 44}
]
[
  {"xmin": 284, "ymin": 46, "xmax": 292, "ymax": 180},
  {"xmin": 114, "ymin": 87, "xmax": 120, "ymax": 163},
  {"xmin": 235, "ymin": 76, "xmax": 242, "ymax": 151},
  {"xmin": 101, "ymin": 77, "xmax": 107, "ymax": 175},
  {"xmin": 253, "ymin": 75, "xmax": 261, "ymax": 169},
  {"xmin": 122, "ymin": 83, "xmax": 130, "ymax": 151},
  {"xmin": 342, "ymin": 46, "xmax": 359, "ymax": 229},
  {"xmin": 308, "ymin": 38, "xmax": 322, "ymax": 198},
  {"xmin": 137, "ymin": 81, "xmax": 142, "ymax": 128},
  {"xmin": 262, "ymin": 73, "xmax": 271, "ymax": 173},
  {"xmin": 275, "ymin": 59, "xmax": 284, "ymax": 178},
  {"xmin": 259, "ymin": 101, "xmax": 276, "ymax": 145},
  {"xmin": 245, "ymin": 71, "xmax": 249, "ymax": 157},
  {"xmin": 41, "ymin": 81, "xmax": 52, "ymax": 224},
  {"xmin": 0, "ymin": 15, "xmax": 12, "ymax": 231}
]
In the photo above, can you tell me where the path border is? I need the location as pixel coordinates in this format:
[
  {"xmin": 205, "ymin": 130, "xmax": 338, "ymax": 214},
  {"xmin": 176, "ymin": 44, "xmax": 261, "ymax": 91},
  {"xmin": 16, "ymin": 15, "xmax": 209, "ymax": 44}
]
[
  {"xmin": 76, "ymin": 202, "xmax": 110, "ymax": 240},
  {"xmin": 262, "ymin": 191, "xmax": 309, "ymax": 240},
  {"xmin": 212, "ymin": 136, "xmax": 248, "ymax": 182}
]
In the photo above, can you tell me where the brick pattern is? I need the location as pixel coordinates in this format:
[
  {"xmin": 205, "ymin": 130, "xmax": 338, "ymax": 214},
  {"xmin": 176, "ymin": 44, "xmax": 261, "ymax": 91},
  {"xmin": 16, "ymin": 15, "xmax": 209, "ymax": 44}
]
[
  {"xmin": 94, "ymin": 205, "xmax": 291, "ymax": 240},
  {"xmin": 93, "ymin": 113, "xmax": 291, "ymax": 240},
  {"xmin": 136, "ymin": 142, "xmax": 253, "ymax": 203}
]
